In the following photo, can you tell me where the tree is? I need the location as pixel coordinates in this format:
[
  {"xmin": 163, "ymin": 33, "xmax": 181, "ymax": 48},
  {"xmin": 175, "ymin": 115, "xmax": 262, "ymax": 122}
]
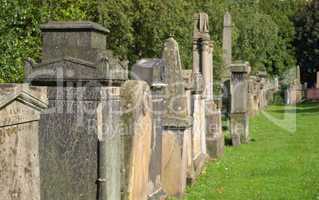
[{"xmin": 294, "ymin": 0, "xmax": 319, "ymax": 86}]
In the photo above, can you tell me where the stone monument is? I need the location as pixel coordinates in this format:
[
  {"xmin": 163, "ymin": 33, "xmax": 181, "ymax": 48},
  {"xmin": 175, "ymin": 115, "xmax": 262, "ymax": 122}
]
[
  {"xmin": 161, "ymin": 37, "xmax": 192, "ymax": 197},
  {"xmin": 132, "ymin": 59, "xmax": 167, "ymax": 200},
  {"xmin": 0, "ymin": 84, "xmax": 47, "ymax": 200},
  {"xmin": 230, "ymin": 62, "xmax": 251, "ymax": 146},
  {"xmin": 25, "ymin": 21, "xmax": 127, "ymax": 200}
]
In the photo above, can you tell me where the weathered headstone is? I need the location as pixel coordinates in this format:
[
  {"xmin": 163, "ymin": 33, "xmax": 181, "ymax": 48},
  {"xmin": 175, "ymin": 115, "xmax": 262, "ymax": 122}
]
[
  {"xmin": 161, "ymin": 37, "xmax": 192, "ymax": 197},
  {"xmin": 0, "ymin": 84, "xmax": 47, "ymax": 200},
  {"xmin": 26, "ymin": 21, "xmax": 127, "ymax": 200},
  {"xmin": 132, "ymin": 59, "xmax": 167, "ymax": 200},
  {"xmin": 120, "ymin": 80, "xmax": 153, "ymax": 200},
  {"xmin": 230, "ymin": 62, "xmax": 251, "ymax": 146}
]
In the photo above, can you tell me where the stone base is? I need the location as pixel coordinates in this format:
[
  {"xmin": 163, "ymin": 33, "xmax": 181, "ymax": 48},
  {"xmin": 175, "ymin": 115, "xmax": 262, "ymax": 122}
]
[
  {"xmin": 206, "ymin": 101, "xmax": 224, "ymax": 159},
  {"xmin": 230, "ymin": 113, "xmax": 249, "ymax": 146},
  {"xmin": 161, "ymin": 129, "xmax": 187, "ymax": 198},
  {"xmin": 206, "ymin": 135, "xmax": 224, "ymax": 159}
]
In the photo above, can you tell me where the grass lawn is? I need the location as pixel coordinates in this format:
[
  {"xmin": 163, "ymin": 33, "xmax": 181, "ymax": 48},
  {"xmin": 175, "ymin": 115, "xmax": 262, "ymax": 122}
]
[{"xmin": 183, "ymin": 102, "xmax": 319, "ymax": 200}]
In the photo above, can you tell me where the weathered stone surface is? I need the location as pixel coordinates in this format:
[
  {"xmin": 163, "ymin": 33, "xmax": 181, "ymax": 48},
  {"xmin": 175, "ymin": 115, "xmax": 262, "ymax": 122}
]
[
  {"xmin": 160, "ymin": 38, "xmax": 192, "ymax": 197},
  {"xmin": 205, "ymin": 100, "xmax": 224, "ymax": 159},
  {"xmin": 161, "ymin": 129, "xmax": 187, "ymax": 197},
  {"xmin": 222, "ymin": 12, "xmax": 232, "ymax": 80},
  {"xmin": 132, "ymin": 59, "xmax": 167, "ymax": 199},
  {"xmin": 0, "ymin": 84, "xmax": 47, "ymax": 200},
  {"xmin": 120, "ymin": 80, "xmax": 152, "ymax": 200},
  {"xmin": 26, "ymin": 21, "xmax": 128, "ymax": 84},
  {"xmin": 230, "ymin": 62, "xmax": 250, "ymax": 146},
  {"xmin": 230, "ymin": 113, "xmax": 249, "ymax": 145},
  {"xmin": 162, "ymin": 38, "xmax": 191, "ymax": 127},
  {"xmin": 39, "ymin": 86, "xmax": 122, "ymax": 200}
]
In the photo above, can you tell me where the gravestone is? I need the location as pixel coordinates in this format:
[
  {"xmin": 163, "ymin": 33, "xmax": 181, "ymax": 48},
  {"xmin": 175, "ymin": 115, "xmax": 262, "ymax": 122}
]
[
  {"xmin": 230, "ymin": 62, "xmax": 250, "ymax": 146},
  {"xmin": 26, "ymin": 21, "xmax": 127, "ymax": 200},
  {"xmin": 132, "ymin": 59, "xmax": 167, "ymax": 200},
  {"xmin": 0, "ymin": 84, "xmax": 47, "ymax": 200},
  {"xmin": 120, "ymin": 80, "xmax": 153, "ymax": 200},
  {"xmin": 161, "ymin": 37, "xmax": 192, "ymax": 197},
  {"xmin": 192, "ymin": 12, "xmax": 224, "ymax": 161}
]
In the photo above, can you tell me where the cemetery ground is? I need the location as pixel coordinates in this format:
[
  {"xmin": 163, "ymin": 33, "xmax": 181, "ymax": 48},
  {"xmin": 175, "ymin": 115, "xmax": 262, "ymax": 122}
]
[{"xmin": 183, "ymin": 102, "xmax": 319, "ymax": 200}]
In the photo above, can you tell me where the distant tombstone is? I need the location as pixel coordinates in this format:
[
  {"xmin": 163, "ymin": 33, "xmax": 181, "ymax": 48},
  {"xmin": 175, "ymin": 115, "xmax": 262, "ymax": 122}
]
[
  {"xmin": 27, "ymin": 21, "xmax": 127, "ymax": 200},
  {"xmin": 161, "ymin": 37, "xmax": 192, "ymax": 197},
  {"xmin": 230, "ymin": 62, "xmax": 251, "ymax": 146},
  {"xmin": 132, "ymin": 59, "xmax": 167, "ymax": 199},
  {"xmin": 0, "ymin": 84, "xmax": 47, "ymax": 200},
  {"xmin": 120, "ymin": 80, "xmax": 153, "ymax": 200}
]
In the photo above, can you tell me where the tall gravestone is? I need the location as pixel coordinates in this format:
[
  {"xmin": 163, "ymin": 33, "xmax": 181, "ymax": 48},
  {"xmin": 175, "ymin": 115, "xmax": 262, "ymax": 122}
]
[
  {"xmin": 25, "ymin": 21, "xmax": 127, "ymax": 200},
  {"xmin": 132, "ymin": 59, "xmax": 167, "ymax": 200},
  {"xmin": 0, "ymin": 84, "xmax": 47, "ymax": 200},
  {"xmin": 192, "ymin": 12, "xmax": 224, "ymax": 161},
  {"xmin": 230, "ymin": 62, "xmax": 250, "ymax": 146},
  {"xmin": 161, "ymin": 37, "xmax": 192, "ymax": 197},
  {"xmin": 120, "ymin": 80, "xmax": 153, "ymax": 200}
]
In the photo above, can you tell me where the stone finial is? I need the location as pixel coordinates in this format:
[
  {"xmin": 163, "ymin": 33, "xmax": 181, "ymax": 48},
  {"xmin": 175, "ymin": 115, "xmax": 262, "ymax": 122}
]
[
  {"xmin": 224, "ymin": 12, "xmax": 232, "ymax": 27},
  {"xmin": 193, "ymin": 12, "xmax": 210, "ymax": 40}
]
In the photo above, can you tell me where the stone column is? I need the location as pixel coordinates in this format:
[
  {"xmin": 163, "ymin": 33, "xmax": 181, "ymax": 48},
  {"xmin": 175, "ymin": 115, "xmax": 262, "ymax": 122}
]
[
  {"xmin": 316, "ymin": 71, "xmax": 319, "ymax": 88},
  {"xmin": 230, "ymin": 62, "xmax": 250, "ymax": 146},
  {"xmin": 192, "ymin": 41, "xmax": 200, "ymax": 74},
  {"xmin": 222, "ymin": 12, "xmax": 232, "ymax": 80},
  {"xmin": 201, "ymin": 40, "xmax": 214, "ymax": 99}
]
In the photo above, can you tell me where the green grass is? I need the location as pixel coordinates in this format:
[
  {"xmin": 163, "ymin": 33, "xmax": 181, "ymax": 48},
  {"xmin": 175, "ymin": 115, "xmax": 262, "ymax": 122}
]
[{"xmin": 184, "ymin": 102, "xmax": 319, "ymax": 200}]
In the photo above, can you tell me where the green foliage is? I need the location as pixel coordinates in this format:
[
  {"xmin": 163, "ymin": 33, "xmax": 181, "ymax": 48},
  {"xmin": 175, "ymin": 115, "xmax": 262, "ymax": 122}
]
[
  {"xmin": 294, "ymin": 0, "xmax": 319, "ymax": 86},
  {"xmin": 0, "ymin": 0, "xmax": 309, "ymax": 83}
]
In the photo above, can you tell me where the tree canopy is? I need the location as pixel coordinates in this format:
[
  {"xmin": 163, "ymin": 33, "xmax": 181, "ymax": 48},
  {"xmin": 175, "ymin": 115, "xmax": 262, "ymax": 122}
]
[{"xmin": 0, "ymin": 0, "xmax": 310, "ymax": 83}]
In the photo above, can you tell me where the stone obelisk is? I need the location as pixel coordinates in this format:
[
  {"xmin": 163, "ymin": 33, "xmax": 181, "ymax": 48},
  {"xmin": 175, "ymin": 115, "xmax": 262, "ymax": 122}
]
[{"xmin": 222, "ymin": 12, "xmax": 232, "ymax": 80}]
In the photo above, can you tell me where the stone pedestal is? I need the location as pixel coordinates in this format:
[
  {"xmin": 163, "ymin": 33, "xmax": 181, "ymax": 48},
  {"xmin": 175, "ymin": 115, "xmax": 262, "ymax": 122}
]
[
  {"xmin": 0, "ymin": 84, "xmax": 47, "ymax": 200},
  {"xmin": 230, "ymin": 62, "xmax": 250, "ymax": 146},
  {"xmin": 230, "ymin": 113, "xmax": 249, "ymax": 145},
  {"xmin": 205, "ymin": 100, "xmax": 224, "ymax": 159},
  {"xmin": 26, "ymin": 21, "xmax": 127, "ymax": 200}
]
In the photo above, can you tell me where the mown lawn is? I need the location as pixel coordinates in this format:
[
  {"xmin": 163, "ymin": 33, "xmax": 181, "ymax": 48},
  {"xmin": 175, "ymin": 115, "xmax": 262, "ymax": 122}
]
[{"xmin": 184, "ymin": 102, "xmax": 319, "ymax": 200}]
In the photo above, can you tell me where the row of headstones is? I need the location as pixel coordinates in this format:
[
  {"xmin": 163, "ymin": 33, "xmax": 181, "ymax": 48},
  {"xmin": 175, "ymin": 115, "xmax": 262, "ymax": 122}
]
[
  {"xmin": 0, "ymin": 12, "xmax": 281, "ymax": 200},
  {"xmin": 0, "ymin": 15, "xmax": 225, "ymax": 200}
]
